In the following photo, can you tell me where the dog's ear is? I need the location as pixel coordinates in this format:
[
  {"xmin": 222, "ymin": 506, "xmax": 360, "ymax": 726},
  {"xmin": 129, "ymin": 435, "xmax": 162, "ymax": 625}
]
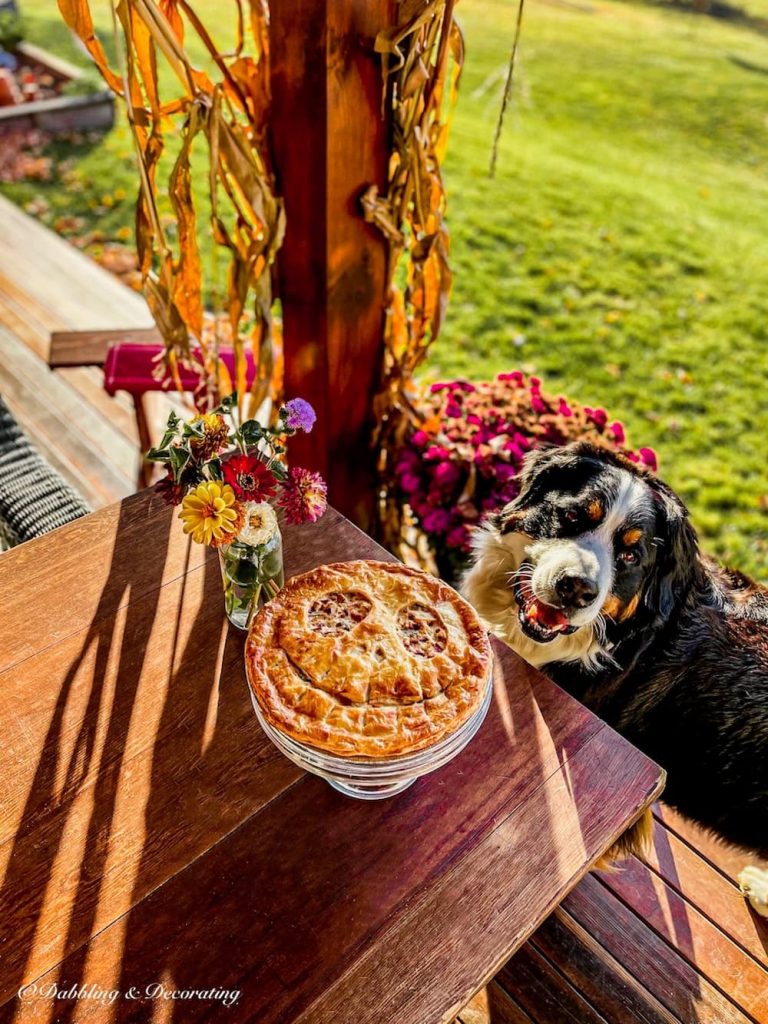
[
  {"xmin": 645, "ymin": 477, "xmax": 700, "ymax": 620},
  {"xmin": 493, "ymin": 445, "xmax": 560, "ymax": 533},
  {"xmin": 495, "ymin": 442, "xmax": 603, "ymax": 534}
]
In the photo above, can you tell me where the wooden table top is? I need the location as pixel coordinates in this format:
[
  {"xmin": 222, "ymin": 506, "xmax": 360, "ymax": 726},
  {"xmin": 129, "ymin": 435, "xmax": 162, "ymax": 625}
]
[{"xmin": 0, "ymin": 490, "xmax": 664, "ymax": 1024}]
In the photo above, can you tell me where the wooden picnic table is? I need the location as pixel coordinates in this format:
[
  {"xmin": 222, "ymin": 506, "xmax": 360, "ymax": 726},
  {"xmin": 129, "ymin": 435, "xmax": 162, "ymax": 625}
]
[{"xmin": 0, "ymin": 489, "xmax": 664, "ymax": 1023}]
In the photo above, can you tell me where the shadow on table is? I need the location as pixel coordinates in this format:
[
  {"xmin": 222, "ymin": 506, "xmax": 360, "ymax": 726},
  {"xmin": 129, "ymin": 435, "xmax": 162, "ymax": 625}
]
[
  {"xmin": 0, "ymin": 520, "xmax": 703, "ymax": 1024},
  {"xmin": 0, "ymin": 500, "xmax": 176, "ymax": 1015}
]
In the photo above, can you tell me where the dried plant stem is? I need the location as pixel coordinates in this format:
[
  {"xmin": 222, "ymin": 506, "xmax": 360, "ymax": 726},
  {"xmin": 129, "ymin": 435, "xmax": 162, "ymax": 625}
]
[{"xmin": 489, "ymin": 0, "xmax": 526, "ymax": 178}]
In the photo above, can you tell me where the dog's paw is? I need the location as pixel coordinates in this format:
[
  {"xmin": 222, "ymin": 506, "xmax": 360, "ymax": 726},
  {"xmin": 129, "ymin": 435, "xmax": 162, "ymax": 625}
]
[{"xmin": 738, "ymin": 865, "xmax": 768, "ymax": 917}]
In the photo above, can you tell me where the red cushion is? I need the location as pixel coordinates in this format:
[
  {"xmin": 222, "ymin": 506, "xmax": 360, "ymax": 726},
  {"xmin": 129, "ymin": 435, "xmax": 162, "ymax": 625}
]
[{"xmin": 103, "ymin": 343, "xmax": 256, "ymax": 396}]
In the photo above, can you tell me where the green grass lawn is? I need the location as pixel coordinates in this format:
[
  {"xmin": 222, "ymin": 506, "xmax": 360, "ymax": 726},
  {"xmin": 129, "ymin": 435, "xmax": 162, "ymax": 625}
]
[{"xmin": 3, "ymin": 0, "xmax": 767, "ymax": 577}]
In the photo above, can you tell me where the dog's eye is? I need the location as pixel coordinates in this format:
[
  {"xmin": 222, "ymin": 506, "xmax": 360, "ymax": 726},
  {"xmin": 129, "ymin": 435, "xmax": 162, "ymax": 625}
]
[
  {"xmin": 564, "ymin": 509, "xmax": 578, "ymax": 522},
  {"xmin": 618, "ymin": 548, "xmax": 639, "ymax": 565}
]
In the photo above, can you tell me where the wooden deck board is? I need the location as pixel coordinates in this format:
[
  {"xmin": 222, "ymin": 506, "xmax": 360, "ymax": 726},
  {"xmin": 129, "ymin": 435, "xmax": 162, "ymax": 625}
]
[
  {"xmin": 460, "ymin": 810, "xmax": 768, "ymax": 1024},
  {"xmin": 0, "ymin": 195, "xmax": 184, "ymax": 507}
]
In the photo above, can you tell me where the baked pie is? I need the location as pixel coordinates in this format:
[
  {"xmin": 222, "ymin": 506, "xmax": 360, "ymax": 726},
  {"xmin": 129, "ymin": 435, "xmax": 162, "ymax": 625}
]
[{"xmin": 245, "ymin": 559, "xmax": 492, "ymax": 757}]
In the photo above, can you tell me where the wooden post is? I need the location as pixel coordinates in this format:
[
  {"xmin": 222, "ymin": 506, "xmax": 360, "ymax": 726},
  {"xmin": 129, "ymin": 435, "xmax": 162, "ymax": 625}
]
[{"xmin": 270, "ymin": 0, "xmax": 393, "ymax": 530}]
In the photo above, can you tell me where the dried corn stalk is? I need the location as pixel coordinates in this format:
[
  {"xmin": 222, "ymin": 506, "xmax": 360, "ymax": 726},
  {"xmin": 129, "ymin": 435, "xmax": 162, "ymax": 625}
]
[
  {"xmin": 57, "ymin": 0, "xmax": 285, "ymax": 411},
  {"xmin": 365, "ymin": 0, "xmax": 463, "ymax": 551}
]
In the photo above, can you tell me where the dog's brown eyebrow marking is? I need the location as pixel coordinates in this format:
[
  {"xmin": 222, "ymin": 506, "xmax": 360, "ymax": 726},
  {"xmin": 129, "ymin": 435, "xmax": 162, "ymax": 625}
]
[
  {"xmin": 587, "ymin": 500, "xmax": 603, "ymax": 522},
  {"xmin": 622, "ymin": 528, "xmax": 643, "ymax": 546},
  {"xmin": 602, "ymin": 592, "xmax": 641, "ymax": 621},
  {"xmin": 619, "ymin": 593, "xmax": 641, "ymax": 621}
]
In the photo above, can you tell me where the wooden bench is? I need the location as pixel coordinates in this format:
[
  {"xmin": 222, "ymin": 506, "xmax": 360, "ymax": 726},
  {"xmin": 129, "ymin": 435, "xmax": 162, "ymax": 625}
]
[{"xmin": 457, "ymin": 805, "xmax": 768, "ymax": 1024}]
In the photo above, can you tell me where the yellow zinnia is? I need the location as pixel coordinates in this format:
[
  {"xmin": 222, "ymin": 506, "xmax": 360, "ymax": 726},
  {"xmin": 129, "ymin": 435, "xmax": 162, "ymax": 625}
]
[
  {"xmin": 189, "ymin": 412, "xmax": 230, "ymax": 461},
  {"xmin": 179, "ymin": 481, "xmax": 243, "ymax": 547}
]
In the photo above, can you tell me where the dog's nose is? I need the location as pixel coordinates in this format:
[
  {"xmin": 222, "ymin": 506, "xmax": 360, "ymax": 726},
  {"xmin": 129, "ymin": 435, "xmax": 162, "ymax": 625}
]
[{"xmin": 555, "ymin": 574, "xmax": 599, "ymax": 609}]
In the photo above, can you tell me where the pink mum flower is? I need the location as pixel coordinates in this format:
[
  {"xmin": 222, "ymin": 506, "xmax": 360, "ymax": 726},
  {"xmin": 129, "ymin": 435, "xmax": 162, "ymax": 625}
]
[
  {"xmin": 278, "ymin": 466, "xmax": 327, "ymax": 524},
  {"xmin": 610, "ymin": 420, "xmax": 626, "ymax": 444},
  {"xmin": 638, "ymin": 447, "xmax": 658, "ymax": 471},
  {"xmin": 433, "ymin": 461, "xmax": 461, "ymax": 488},
  {"xmin": 422, "ymin": 509, "xmax": 452, "ymax": 534},
  {"xmin": 400, "ymin": 473, "xmax": 422, "ymax": 495}
]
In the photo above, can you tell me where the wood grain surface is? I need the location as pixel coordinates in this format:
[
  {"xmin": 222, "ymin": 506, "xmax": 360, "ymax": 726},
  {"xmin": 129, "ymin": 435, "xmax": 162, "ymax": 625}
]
[{"xmin": 0, "ymin": 489, "xmax": 663, "ymax": 1023}]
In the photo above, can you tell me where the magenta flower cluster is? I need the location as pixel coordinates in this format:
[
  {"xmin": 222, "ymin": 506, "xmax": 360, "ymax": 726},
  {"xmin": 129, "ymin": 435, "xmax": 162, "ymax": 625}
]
[{"xmin": 394, "ymin": 371, "xmax": 657, "ymax": 573}]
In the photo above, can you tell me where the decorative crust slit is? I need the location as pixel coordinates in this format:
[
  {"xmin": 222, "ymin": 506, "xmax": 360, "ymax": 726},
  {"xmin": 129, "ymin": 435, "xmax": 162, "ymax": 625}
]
[{"xmin": 246, "ymin": 560, "xmax": 492, "ymax": 757}]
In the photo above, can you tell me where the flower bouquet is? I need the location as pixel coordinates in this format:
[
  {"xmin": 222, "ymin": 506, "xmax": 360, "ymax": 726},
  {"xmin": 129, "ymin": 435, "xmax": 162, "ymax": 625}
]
[
  {"xmin": 147, "ymin": 395, "xmax": 327, "ymax": 629},
  {"xmin": 389, "ymin": 371, "xmax": 657, "ymax": 582}
]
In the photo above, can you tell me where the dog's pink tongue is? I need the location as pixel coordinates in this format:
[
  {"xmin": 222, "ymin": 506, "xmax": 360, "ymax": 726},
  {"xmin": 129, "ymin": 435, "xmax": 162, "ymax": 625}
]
[{"xmin": 530, "ymin": 601, "xmax": 569, "ymax": 629}]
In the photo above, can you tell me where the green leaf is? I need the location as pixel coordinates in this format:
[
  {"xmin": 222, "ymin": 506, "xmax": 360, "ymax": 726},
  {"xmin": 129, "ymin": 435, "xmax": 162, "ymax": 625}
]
[
  {"xmin": 240, "ymin": 420, "xmax": 265, "ymax": 444},
  {"xmin": 169, "ymin": 445, "xmax": 191, "ymax": 481},
  {"xmin": 183, "ymin": 419, "xmax": 206, "ymax": 439},
  {"xmin": 157, "ymin": 411, "xmax": 182, "ymax": 450},
  {"xmin": 208, "ymin": 457, "xmax": 223, "ymax": 480},
  {"xmin": 146, "ymin": 446, "xmax": 172, "ymax": 463}
]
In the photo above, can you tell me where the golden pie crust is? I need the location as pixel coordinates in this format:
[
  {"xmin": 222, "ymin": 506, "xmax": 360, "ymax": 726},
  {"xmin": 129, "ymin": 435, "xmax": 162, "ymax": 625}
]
[{"xmin": 245, "ymin": 560, "xmax": 492, "ymax": 757}]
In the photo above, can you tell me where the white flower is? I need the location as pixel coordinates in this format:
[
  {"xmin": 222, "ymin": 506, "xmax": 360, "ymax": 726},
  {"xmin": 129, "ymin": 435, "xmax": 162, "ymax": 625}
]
[{"xmin": 237, "ymin": 501, "xmax": 278, "ymax": 547}]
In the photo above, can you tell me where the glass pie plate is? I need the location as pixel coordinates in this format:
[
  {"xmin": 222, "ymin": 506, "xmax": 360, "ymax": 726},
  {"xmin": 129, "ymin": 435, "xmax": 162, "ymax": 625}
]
[{"xmin": 248, "ymin": 657, "xmax": 494, "ymax": 800}]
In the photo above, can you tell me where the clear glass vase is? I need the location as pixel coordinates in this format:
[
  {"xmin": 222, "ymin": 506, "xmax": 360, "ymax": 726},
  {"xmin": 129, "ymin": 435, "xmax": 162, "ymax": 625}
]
[{"xmin": 218, "ymin": 530, "xmax": 284, "ymax": 630}]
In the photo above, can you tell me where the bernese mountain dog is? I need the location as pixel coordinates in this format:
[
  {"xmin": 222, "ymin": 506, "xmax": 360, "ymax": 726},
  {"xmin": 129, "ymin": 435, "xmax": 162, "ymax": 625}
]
[{"xmin": 462, "ymin": 440, "xmax": 768, "ymax": 906}]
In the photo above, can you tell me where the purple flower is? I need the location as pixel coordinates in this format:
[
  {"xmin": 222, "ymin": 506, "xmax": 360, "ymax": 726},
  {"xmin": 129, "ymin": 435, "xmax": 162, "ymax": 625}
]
[
  {"xmin": 531, "ymin": 394, "xmax": 547, "ymax": 414},
  {"xmin": 445, "ymin": 401, "xmax": 462, "ymax": 418},
  {"xmin": 410, "ymin": 430, "xmax": 429, "ymax": 448},
  {"xmin": 284, "ymin": 398, "xmax": 316, "ymax": 433},
  {"xmin": 558, "ymin": 397, "xmax": 573, "ymax": 417}
]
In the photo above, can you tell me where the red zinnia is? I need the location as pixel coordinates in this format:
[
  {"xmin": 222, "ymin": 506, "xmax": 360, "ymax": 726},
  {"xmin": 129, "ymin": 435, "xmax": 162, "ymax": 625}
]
[{"xmin": 222, "ymin": 454, "xmax": 277, "ymax": 501}]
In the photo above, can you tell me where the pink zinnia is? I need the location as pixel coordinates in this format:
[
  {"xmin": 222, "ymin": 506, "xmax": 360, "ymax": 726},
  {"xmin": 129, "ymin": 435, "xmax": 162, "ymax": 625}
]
[{"xmin": 278, "ymin": 466, "xmax": 327, "ymax": 524}]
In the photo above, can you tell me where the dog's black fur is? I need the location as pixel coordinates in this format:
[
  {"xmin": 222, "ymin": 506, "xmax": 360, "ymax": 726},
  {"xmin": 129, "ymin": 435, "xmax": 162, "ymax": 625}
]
[{"xmin": 494, "ymin": 442, "xmax": 768, "ymax": 857}]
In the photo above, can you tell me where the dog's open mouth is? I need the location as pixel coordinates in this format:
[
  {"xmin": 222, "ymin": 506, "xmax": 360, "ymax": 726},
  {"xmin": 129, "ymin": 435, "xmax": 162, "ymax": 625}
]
[{"xmin": 513, "ymin": 565, "xmax": 577, "ymax": 643}]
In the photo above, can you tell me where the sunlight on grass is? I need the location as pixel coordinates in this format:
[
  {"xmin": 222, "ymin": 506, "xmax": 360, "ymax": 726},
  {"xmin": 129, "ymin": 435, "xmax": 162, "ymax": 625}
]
[
  {"xmin": 2, "ymin": 0, "xmax": 766, "ymax": 576},
  {"xmin": 436, "ymin": 0, "xmax": 768, "ymax": 577}
]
